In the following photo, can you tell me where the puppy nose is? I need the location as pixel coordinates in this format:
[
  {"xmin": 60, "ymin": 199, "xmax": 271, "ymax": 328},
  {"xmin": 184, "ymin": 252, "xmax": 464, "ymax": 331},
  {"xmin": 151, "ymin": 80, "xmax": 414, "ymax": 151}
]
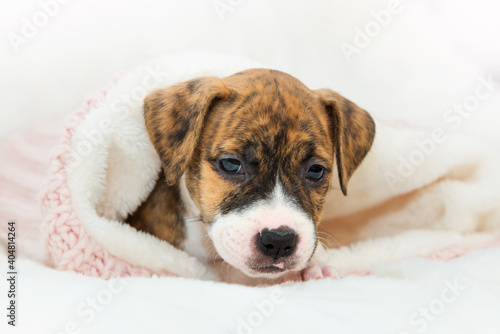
[{"xmin": 257, "ymin": 227, "xmax": 297, "ymax": 259}]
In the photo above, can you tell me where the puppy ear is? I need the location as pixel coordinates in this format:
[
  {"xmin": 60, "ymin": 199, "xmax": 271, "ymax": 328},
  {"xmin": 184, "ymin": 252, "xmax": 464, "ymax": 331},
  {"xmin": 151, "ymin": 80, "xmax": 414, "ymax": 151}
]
[
  {"xmin": 143, "ymin": 77, "xmax": 231, "ymax": 185},
  {"xmin": 316, "ymin": 89, "xmax": 376, "ymax": 195}
]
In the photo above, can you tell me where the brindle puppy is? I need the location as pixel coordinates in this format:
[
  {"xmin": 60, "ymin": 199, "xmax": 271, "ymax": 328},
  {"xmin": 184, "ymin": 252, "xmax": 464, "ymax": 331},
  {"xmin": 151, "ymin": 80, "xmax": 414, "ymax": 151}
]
[{"xmin": 127, "ymin": 69, "xmax": 375, "ymax": 283}]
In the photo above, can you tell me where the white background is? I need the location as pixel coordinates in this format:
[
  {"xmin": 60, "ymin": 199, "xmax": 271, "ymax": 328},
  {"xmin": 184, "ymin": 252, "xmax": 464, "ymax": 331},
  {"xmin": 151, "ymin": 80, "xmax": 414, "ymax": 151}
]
[{"xmin": 1, "ymin": 0, "xmax": 499, "ymax": 139}]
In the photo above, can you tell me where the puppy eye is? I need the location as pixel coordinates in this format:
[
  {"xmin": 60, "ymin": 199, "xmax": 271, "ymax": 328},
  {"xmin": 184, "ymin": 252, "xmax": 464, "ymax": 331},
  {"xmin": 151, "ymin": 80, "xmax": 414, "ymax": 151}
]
[
  {"xmin": 306, "ymin": 164, "xmax": 325, "ymax": 182},
  {"xmin": 220, "ymin": 158, "xmax": 243, "ymax": 174}
]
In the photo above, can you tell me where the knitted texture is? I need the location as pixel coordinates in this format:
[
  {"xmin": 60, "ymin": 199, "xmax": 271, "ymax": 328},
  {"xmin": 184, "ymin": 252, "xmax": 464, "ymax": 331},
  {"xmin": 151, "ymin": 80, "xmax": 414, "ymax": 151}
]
[{"xmin": 39, "ymin": 82, "xmax": 158, "ymax": 279}]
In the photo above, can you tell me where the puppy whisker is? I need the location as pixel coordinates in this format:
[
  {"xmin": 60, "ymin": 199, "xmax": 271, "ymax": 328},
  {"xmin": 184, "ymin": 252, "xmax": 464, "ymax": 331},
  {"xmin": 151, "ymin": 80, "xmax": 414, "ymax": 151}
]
[{"xmin": 317, "ymin": 230, "xmax": 339, "ymax": 249}]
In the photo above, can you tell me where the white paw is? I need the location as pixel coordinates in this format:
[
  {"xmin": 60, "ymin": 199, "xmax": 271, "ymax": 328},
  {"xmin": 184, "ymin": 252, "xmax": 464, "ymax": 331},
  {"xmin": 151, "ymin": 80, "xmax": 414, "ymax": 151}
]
[{"xmin": 301, "ymin": 264, "xmax": 342, "ymax": 281}]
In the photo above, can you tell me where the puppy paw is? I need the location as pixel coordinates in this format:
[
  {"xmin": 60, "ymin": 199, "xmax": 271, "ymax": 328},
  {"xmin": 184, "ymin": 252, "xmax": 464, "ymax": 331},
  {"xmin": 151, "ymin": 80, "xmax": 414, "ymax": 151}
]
[{"xmin": 301, "ymin": 265, "xmax": 342, "ymax": 281}]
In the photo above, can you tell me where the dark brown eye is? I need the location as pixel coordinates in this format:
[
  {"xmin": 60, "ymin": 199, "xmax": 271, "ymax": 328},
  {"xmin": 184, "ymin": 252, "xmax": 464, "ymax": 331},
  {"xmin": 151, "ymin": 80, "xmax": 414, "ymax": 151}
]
[
  {"xmin": 220, "ymin": 158, "xmax": 243, "ymax": 174},
  {"xmin": 306, "ymin": 164, "xmax": 325, "ymax": 182}
]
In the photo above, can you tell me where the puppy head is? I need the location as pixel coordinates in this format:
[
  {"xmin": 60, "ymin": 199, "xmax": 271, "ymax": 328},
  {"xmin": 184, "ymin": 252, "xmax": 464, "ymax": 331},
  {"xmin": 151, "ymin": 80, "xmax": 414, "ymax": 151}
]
[{"xmin": 144, "ymin": 69, "xmax": 375, "ymax": 278}]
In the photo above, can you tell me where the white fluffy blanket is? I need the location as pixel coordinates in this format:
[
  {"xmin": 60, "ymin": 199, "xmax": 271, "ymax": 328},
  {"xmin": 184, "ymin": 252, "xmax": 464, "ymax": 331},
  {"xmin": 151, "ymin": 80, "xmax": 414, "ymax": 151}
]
[{"xmin": 2, "ymin": 247, "xmax": 500, "ymax": 333}]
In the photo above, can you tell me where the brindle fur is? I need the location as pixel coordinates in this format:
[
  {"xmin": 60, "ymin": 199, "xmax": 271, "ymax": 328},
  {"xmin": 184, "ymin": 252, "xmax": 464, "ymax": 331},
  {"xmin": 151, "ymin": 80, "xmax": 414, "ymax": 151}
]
[
  {"xmin": 126, "ymin": 171, "xmax": 185, "ymax": 248},
  {"xmin": 126, "ymin": 69, "xmax": 375, "ymax": 247}
]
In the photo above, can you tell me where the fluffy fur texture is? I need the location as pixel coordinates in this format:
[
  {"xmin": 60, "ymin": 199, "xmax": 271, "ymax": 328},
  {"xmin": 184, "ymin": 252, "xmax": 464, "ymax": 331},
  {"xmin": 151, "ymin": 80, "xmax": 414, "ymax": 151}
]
[{"xmin": 3, "ymin": 243, "xmax": 500, "ymax": 333}]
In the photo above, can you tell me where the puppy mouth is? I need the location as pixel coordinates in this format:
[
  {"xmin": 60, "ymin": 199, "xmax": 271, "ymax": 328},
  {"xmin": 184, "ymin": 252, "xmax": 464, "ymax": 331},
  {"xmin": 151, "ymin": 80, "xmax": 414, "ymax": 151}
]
[
  {"xmin": 250, "ymin": 265, "xmax": 287, "ymax": 274},
  {"xmin": 207, "ymin": 212, "xmax": 318, "ymax": 278},
  {"xmin": 248, "ymin": 260, "xmax": 297, "ymax": 276}
]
